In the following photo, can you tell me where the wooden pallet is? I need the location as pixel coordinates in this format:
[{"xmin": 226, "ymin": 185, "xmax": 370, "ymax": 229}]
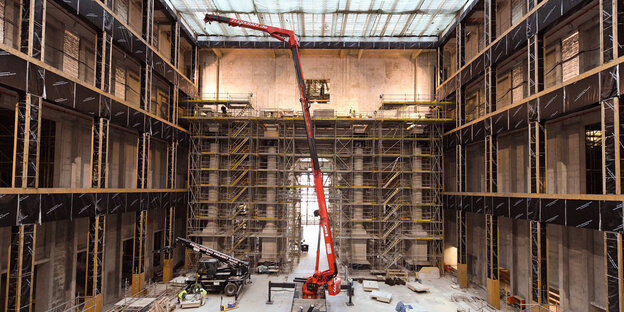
[{"xmin": 386, "ymin": 269, "xmax": 409, "ymax": 281}]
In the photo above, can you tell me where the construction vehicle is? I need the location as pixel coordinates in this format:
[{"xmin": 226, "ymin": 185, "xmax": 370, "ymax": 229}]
[
  {"xmin": 203, "ymin": 14, "xmax": 354, "ymax": 311},
  {"xmin": 176, "ymin": 237, "xmax": 250, "ymax": 298}
]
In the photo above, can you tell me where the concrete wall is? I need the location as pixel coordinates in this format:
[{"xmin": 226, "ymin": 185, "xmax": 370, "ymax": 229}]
[
  {"xmin": 497, "ymin": 130, "xmax": 529, "ymax": 193},
  {"xmin": 199, "ymin": 49, "xmax": 435, "ymax": 114},
  {"xmin": 465, "ymin": 142, "xmax": 485, "ymax": 192},
  {"xmin": 546, "ymin": 112, "xmax": 600, "ymax": 194},
  {"xmin": 109, "ymin": 127, "xmax": 138, "ymax": 188},
  {"xmin": 49, "ymin": 109, "xmax": 93, "ymax": 188}
]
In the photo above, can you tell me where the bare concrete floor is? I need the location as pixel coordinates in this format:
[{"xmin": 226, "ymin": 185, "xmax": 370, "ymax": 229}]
[{"xmin": 175, "ymin": 225, "xmax": 492, "ymax": 312}]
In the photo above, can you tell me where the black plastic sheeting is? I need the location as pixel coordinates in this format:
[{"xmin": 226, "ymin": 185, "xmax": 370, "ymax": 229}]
[
  {"xmin": 58, "ymin": 0, "xmax": 197, "ymax": 99},
  {"xmin": 606, "ymin": 232, "xmax": 619, "ymax": 312},
  {"xmin": 442, "ymin": 63, "xmax": 609, "ymax": 150},
  {"xmin": 437, "ymin": 0, "xmax": 592, "ymax": 100},
  {"xmin": 444, "ymin": 194, "xmax": 624, "ymax": 232},
  {"xmin": 0, "ymin": 191, "xmax": 186, "ymax": 227},
  {"xmin": 0, "ymin": 48, "xmax": 188, "ymax": 143}
]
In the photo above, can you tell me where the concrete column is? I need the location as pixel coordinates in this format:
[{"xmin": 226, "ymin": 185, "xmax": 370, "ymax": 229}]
[
  {"xmin": 350, "ymin": 146, "xmax": 368, "ymax": 266},
  {"xmin": 201, "ymin": 141, "xmax": 220, "ymax": 248},
  {"xmin": 409, "ymin": 144, "xmax": 427, "ymax": 265},
  {"xmin": 261, "ymin": 145, "xmax": 278, "ymax": 262}
]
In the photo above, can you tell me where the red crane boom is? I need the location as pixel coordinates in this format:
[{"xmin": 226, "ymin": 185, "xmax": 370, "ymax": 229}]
[{"xmin": 204, "ymin": 14, "xmax": 341, "ymax": 298}]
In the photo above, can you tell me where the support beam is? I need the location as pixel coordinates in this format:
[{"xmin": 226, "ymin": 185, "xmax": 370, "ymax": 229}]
[
  {"xmin": 20, "ymin": 0, "xmax": 46, "ymax": 60},
  {"xmin": 13, "ymin": 94, "xmax": 41, "ymax": 188},
  {"xmin": 142, "ymin": 0, "xmax": 154, "ymax": 45},
  {"xmin": 529, "ymin": 220, "xmax": 548, "ymax": 310},
  {"xmin": 91, "ymin": 118, "xmax": 109, "ymax": 189},
  {"xmin": 171, "ymin": 22, "xmax": 180, "ymax": 67},
  {"xmin": 456, "ymin": 140, "xmax": 467, "ymax": 288},
  {"xmin": 163, "ymin": 139, "xmax": 177, "ymax": 282},
  {"xmin": 486, "ymin": 215, "xmax": 500, "ymax": 308},
  {"xmin": 456, "ymin": 86, "xmax": 465, "ymax": 127},
  {"xmin": 456, "ymin": 22, "xmax": 465, "ymax": 69},
  {"xmin": 132, "ymin": 210, "xmax": 148, "ymax": 295},
  {"xmin": 484, "ymin": 0, "xmax": 496, "ymax": 46},
  {"xmin": 5, "ymin": 225, "xmax": 37, "ymax": 312},
  {"xmin": 84, "ymin": 118, "xmax": 109, "ymax": 312},
  {"xmin": 169, "ymin": 85, "xmax": 179, "ymax": 125},
  {"xmin": 528, "ymin": 120, "xmax": 546, "ymax": 194},
  {"xmin": 604, "ymin": 232, "xmax": 622, "ymax": 312},
  {"xmin": 141, "ymin": 65, "xmax": 152, "ymax": 113},
  {"xmin": 456, "ymin": 210, "xmax": 468, "ymax": 288},
  {"xmin": 85, "ymin": 216, "xmax": 105, "ymax": 312},
  {"xmin": 191, "ymin": 45, "xmax": 198, "ymax": 85},
  {"xmin": 602, "ymin": 98, "xmax": 621, "ymax": 194},
  {"xmin": 601, "ymin": 0, "xmax": 616, "ymax": 63},
  {"xmin": 7, "ymin": 92, "xmax": 41, "ymax": 312},
  {"xmin": 132, "ymin": 132, "xmax": 150, "ymax": 294},
  {"xmin": 437, "ymin": 46, "xmax": 444, "ymax": 87},
  {"xmin": 96, "ymin": 32, "xmax": 113, "ymax": 93},
  {"xmin": 527, "ymin": 35, "xmax": 544, "ymax": 96}
]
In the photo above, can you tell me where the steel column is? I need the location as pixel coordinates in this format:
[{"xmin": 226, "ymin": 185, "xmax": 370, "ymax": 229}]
[
  {"xmin": 85, "ymin": 118, "xmax": 109, "ymax": 312},
  {"xmin": 486, "ymin": 214, "xmax": 500, "ymax": 308},
  {"xmin": 20, "ymin": 0, "xmax": 45, "ymax": 60},
  {"xmin": 132, "ymin": 133, "xmax": 150, "ymax": 294},
  {"xmin": 163, "ymin": 139, "xmax": 177, "ymax": 282},
  {"xmin": 96, "ymin": 32, "xmax": 113, "ymax": 93},
  {"xmin": 142, "ymin": 0, "xmax": 154, "ymax": 44},
  {"xmin": 457, "ymin": 210, "xmax": 468, "ymax": 288},
  {"xmin": 5, "ymin": 225, "xmax": 36, "ymax": 312},
  {"xmin": 529, "ymin": 220, "xmax": 548, "ymax": 310},
  {"xmin": 605, "ymin": 232, "xmax": 622, "ymax": 312}
]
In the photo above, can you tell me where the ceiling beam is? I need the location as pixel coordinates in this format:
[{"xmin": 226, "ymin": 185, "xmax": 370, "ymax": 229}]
[{"xmin": 212, "ymin": 48, "xmax": 222, "ymax": 58}]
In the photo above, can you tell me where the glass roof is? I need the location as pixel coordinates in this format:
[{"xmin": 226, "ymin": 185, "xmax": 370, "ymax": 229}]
[{"xmin": 164, "ymin": 0, "xmax": 475, "ymax": 40}]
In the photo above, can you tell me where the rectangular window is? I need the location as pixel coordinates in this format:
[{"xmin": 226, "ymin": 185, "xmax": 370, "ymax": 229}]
[
  {"xmin": 39, "ymin": 119, "xmax": 56, "ymax": 187},
  {"xmin": 305, "ymin": 79, "xmax": 330, "ymax": 103},
  {"xmin": 585, "ymin": 124, "xmax": 602, "ymax": 194}
]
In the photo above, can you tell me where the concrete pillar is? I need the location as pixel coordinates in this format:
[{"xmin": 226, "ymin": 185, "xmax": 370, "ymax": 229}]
[
  {"xmin": 350, "ymin": 146, "xmax": 368, "ymax": 266},
  {"xmin": 409, "ymin": 145, "xmax": 427, "ymax": 265},
  {"xmin": 261, "ymin": 145, "xmax": 278, "ymax": 262},
  {"xmin": 201, "ymin": 141, "xmax": 220, "ymax": 249}
]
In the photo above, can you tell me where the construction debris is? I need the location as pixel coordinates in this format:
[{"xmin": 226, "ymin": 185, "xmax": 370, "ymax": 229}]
[
  {"xmin": 407, "ymin": 281, "xmax": 430, "ymax": 293},
  {"xmin": 385, "ymin": 276, "xmax": 407, "ymax": 286},
  {"xmin": 386, "ymin": 269, "xmax": 409, "ymax": 281},
  {"xmin": 362, "ymin": 280, "xmax": 380, "ymax": 292},
  {"xmin": 417, "ymin": 267, "xmax": 440, "ymax": 280},
  {"xmin": 371, "ymin": 290, "xmax": 393, "ymax": 303}
]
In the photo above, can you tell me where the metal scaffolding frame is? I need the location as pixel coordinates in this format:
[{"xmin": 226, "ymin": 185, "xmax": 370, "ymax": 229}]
[{"xmin": 183, "ymin": 96, "xmax": 450, "ymax": 271}]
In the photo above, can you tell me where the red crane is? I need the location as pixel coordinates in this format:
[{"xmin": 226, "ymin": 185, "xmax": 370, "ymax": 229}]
[{"xmin": 203, "ymin": 14, "xmax": 341, "ymax": 299}]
